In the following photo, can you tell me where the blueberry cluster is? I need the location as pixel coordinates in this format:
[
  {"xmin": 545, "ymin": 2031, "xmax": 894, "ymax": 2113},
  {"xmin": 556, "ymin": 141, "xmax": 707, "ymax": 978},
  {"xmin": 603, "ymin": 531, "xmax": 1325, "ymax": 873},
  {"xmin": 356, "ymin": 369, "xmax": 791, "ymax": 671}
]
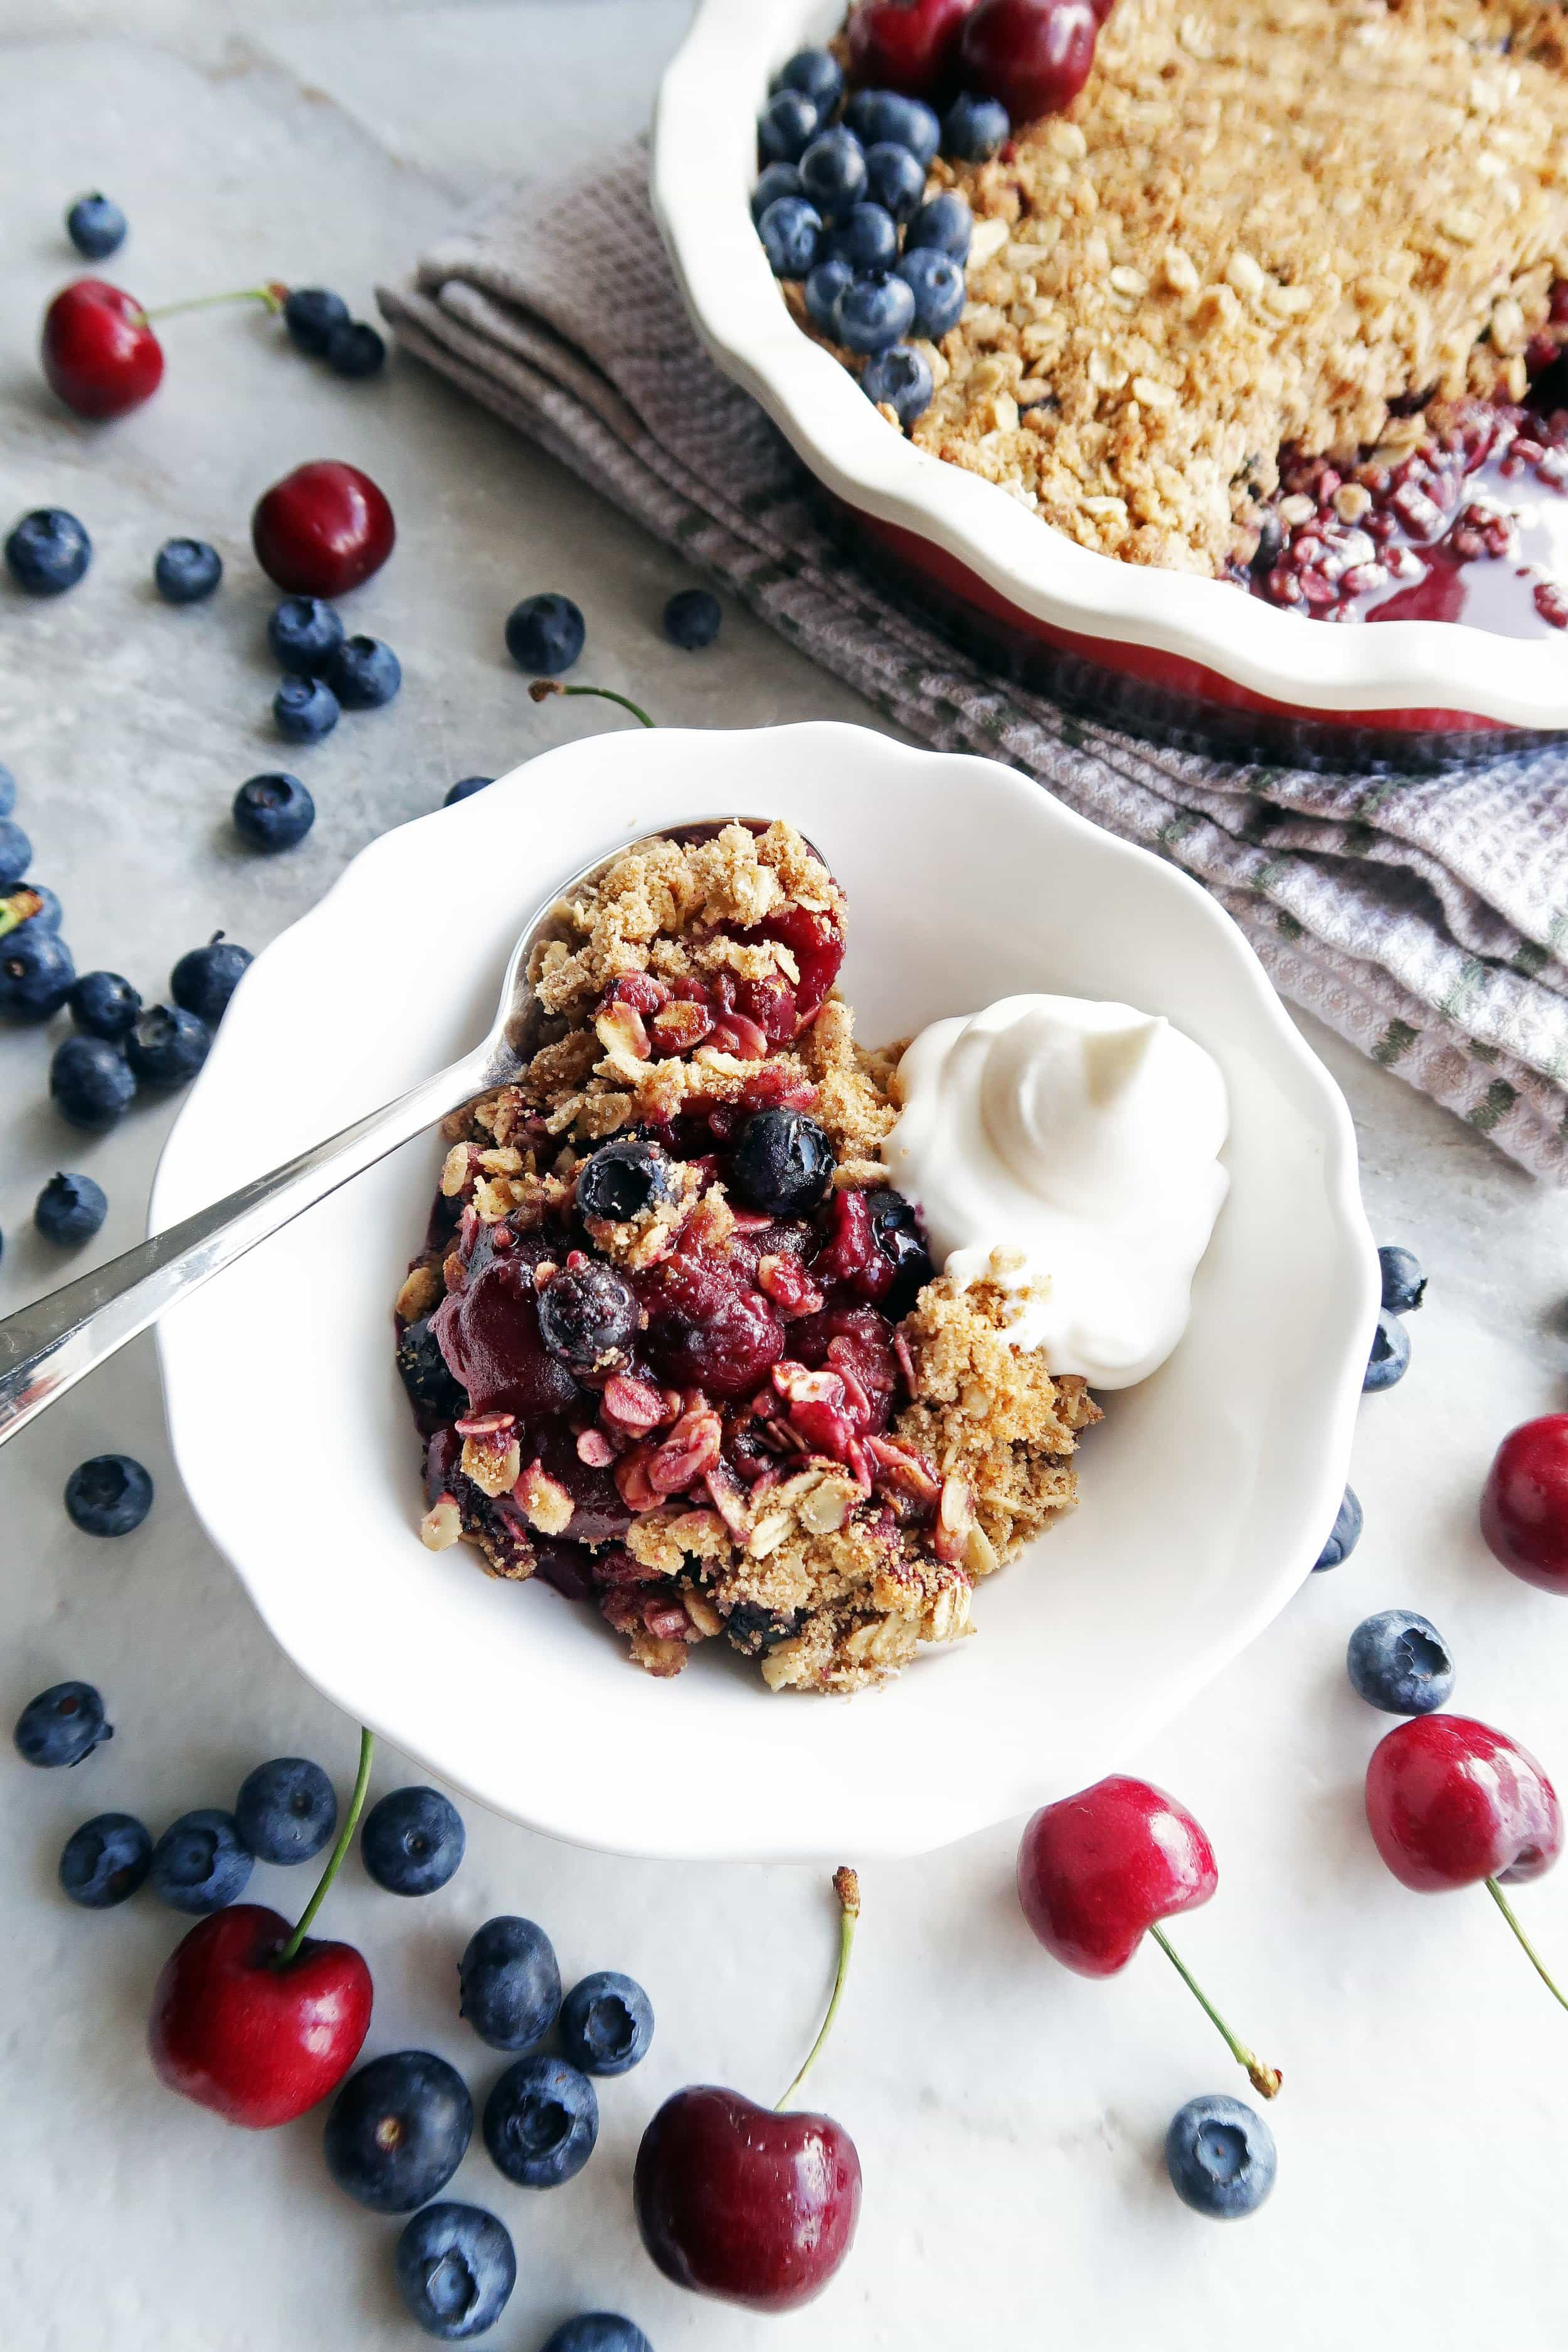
[
  {"xmin": 281, "ymin": 284, "xmax": 386, "ymax": 381},
  {"xmin": 1311, "ymin": 1241, "xmax": 1425, "ymax": 1573},
  {"xmin": 752, "ymin": 48, "xmax": 1012, "ymax": 429},
  {"xmin": 262, "ymin": 593, "xmax": 403, "ymax": 754}
]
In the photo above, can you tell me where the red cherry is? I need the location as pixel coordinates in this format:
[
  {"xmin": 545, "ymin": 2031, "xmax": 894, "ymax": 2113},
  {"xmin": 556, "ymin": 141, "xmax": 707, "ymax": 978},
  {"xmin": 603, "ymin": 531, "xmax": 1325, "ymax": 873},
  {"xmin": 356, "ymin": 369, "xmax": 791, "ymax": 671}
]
[
  {"xmin": 845, "ymin": 0, "xmax": 980, "ymax": 97},
  {"xmin": 251, "ymin": 460, "xmax": 395, "ymax": 598},
  {"xmin": 1480, "ymin": 1413, "xmax": 1568, "ymax": 1595},
  {"xmin": 149, "ymin": 1903, "xmax": 372, "ymax": 2129},
  {"xmin": 41, "ymin": 279, "xmax": 164, "ymax": 421},
  {"xmin": 1365, "ymin": 1715, "xmax": 1562, "ymax": 1894},
  {"xmin": 958, "ymin": 0, "xmax": 1100, "ymax": 122}
]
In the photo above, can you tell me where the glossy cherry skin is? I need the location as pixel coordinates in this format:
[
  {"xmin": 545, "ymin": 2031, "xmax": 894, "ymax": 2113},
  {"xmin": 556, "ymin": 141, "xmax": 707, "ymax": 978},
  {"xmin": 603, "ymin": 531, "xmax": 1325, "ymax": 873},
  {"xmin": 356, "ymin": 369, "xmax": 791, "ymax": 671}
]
[
  {"xmin": 149, "ymin": 1903, "xmax": 373, "ymax": 2129},
  {"xmin": 958, "ymin": 0, "xmax": 1101, "ymax": 121},
  {"xmin": 1480, "ymin": 1414, "xmax": 1568, "ymax": 1596},
  {"xmin": 845, "ymin": 0, "xmax": 979, "ymax": 96},
  {"xmin": 1017, "ymin": 1774, "xmax": 1218, "ymax": 1974},
  {"xmin": 1365, "ymin": 1715, "xmax": 1562, "ymax": 1893},
  {"xmin": 251, "ymin": 461, "xmax": 396, "ymax": 598},
  {"xmin": 42, "ymin": 280, "xmax": 164, "ymax": 421},
  {"xmin": 633, "ymin": 2085, "xmax": 862, "ymax": 2312}
]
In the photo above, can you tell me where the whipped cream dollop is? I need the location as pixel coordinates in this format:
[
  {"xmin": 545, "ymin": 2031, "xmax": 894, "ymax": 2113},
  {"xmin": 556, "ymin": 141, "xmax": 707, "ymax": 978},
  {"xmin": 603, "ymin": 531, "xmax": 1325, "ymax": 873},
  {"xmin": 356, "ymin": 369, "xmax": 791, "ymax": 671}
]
[{"xmin": 881, "ymin": 995, "xmax": 1229, "ymax": 1389}]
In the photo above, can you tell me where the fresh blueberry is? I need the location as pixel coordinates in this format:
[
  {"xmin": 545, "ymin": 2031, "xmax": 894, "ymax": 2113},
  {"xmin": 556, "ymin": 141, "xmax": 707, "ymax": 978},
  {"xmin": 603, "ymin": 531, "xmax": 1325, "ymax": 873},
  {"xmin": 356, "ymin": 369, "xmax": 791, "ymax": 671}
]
[
  {"xmin": 905, "ymin": 189, "xmax": 973, "ymax": 260},
  {"xmin": 170, "ymin": 935, "xmax": 251, "ymax": 1026},
  {"xmin": 824, "ymin": 201, "xmax": 899, "ymax": 275},
  {"xmin": 1165, "ymin": 2094, "xmax": 1276, "ymax": 2218},
  {"xmin": 770, "ymin": 46, "xmax": 844, "ymax": 115},
  {"xmin": 233, "ymin": 772, "xmax": 315, "ymax": 852},
  {"xmin": 267, "ymin": 595, "xmax": 345, "ymax": 676},
  {"xmin": 576, "ymin": 1135, "xmax": 677, "ymax": 1224},
  {"xmin": 756, "ymin": 89, "xmax": 820, "ymax": 166},
  {"xmin": 538, "ymin": 1261, "xmax": 641, "ymax": 1375},
  {"xmin": 729, "ymin": 1109, "xmax": 835, "ymax": 1215},
  {"xmin": 1364, "ymin": 1310, "xmax": 1411, "ymax": 1392},
  {"xmin": 837, "ymin": 272, "xmax": 917, "ymax": 354},
  {"xmin": 154, "ymin": 538, "xmax": 223, "ymax": 605},
  {"xmin": 758, "ymin": 194, "xmax": 823, "ymax": 279},
  {"xmin": 844, "ymin": 88, "xmax": 941, "ymax": 166},
  {"xmin": 805, "ymin": 255, "xmax": 854, "ymax": 332},
  {"xmin": 559, "ymin": 1971, "xmax": 654, "ymax": 2077},
  {"xmin": 458, "ymin": 1914, "xmax": 562, "ymax": 2050},
  {"xmin": 943, "ymin": 91, "xmax": 1010, "ymax": 161},
  {"xmin": 14, "ymin": 1681, "xmax": 112, "ymax": 1769},
  {"xmin": 1378, "ymin": 1244, "xmax": 1426, "ymax": 1316},
  {"xmin": 151, "ymin": 1809, "xmax": 253, "ymax": 1914},
  {"xmin": 1, "ymin": 926, "xmax": 73, "ymax": 1020},
  {"xmin": 235, "ymin": 1757, "xmax": 337, "ymax": 1863},
  {"xmin": 751, "ymin": 161, "xmax": 803, "ymax": 223},
  {"xmin": 864, "ymin": 341, "xmax": 932, "ymax": 432},
  {"xmin": 35, "ymin": 1171, "xmax": 107, "ymax": 1246},
  {"xmin": 1312, "ymin": 1484, "xmax": 1362, "ymax": 1571},
  {"xmin": 283, "ymin": 286, "xmax": 351, "ymax": 356},
  {"xmin": 798, "ymin": 127, "xmax": 867, "ymax": 216},
  {"xmin": 0, "ymin": 816, "xmax": 33, "ymax": 884},
  {"xmin": 125, "ymin": 1004, "xmax": 211, "ymax": 1088},
  {"xmin": 51, "ymin": 1036, "xmax": 135, "ymax": 1131},
  {"xmin": 60, "ymin": 1812, "xmax": 152, "ymax": 1907},
  {"xmin": 361, "ymin": 1784, "xmax": 465, "ymax": 1895},
  {"xmin": 6, "ymin": 508, "xmax": 92, "ymax": 597},
  {"xmin": 68, "ymin": 970, "xmax": 140, "ymax": 1039},
  {"xmin": 863, "ymin": 140, "xmax": 928, "ymax": 223},
  {"xmin": 1347, "ymin": 1609, "xmax": 1455, "ymax": 1715},
  {"xmin": 444, "ymin": 775, "xmax": 493, "ymax": 807},
  {"xmin": 326, "ymin": 2052, "xmax": 474, "ymax": 2213},
  {"xmin": 66, "ymin": 192, "xmax": 127, "ymax": 259},
  {"xmin": 325, "ymin": 320, "xmax": 387, "ymax": 379},
  {"xmin": 540, "ymin": 2322, "xmax": 653, "ymax": 2352},
  {"xmin": 327, "ymin": 633, "xmax": 401, "ymax": 709},
  {"xmin": 395, "ymin": 2201, "xmax": 517, "ymax": 2341},
  {"xmin": 897, "ymin": 246, "xmax": 966, "ymax": 339},
  {"xmin": 65, "ymin": 1454, "xmax": 153, "ymax": 1537},
  {"xmin": 504, "ymin": 593, "xmax": 585, "ymax": 676},
  {"xmin": 482, "ymin": 2053, "xmax": 598, "ymax": 2188},
  {"xmin": 0, "ymin": 763, "xmax": 14, "ymax": 816},
  {"xmin": 273, "ymin": 675, "xmax": 339, "ymax": 744},
  {"xmin": 8, "ymin": 879, "xmax": 61, "ymax": 930},
  {"xmin": 662, "ymin": 587, "xmax": 721, "ymax": 650}
]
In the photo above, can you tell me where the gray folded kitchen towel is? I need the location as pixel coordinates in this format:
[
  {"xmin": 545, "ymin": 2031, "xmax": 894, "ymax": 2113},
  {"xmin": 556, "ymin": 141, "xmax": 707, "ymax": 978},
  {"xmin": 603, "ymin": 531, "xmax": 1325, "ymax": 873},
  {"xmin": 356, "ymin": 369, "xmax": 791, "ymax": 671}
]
[{"xmin": 381, "ymin": 144, "xmax": 1568, "ymax": 1180}]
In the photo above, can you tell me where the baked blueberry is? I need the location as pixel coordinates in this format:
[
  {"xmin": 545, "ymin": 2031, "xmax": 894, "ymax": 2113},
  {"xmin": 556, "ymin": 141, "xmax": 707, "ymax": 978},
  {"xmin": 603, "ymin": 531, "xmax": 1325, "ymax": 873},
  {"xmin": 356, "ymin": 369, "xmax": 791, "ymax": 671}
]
[
  {"xmin": 559, "ymin": 1971, "xmax": 654, "ymax": 2076},
  {"xmin": 60, "ymin": 1811, "xmax": 152, "ymax": 1907},
  {"xmin": 51, "ymin": 1036, "xmax": 135, "ymax": 1131},
  {"xmin": 1378, "ymin": 1244, "xmax": 1426, "ymax": 1316},
  {"xmin": 866, "ymin": 1186, "xmax": 934, "ymax": 1313},
  {"xmin": 758, "ymin": 193, "xmax": 823, "ymax": 279},
  {"xmin": 170, "ymin": 934, "xmax": 250, "ymax": 1026},
  {"xmin": 396, "ymin": 1315, "xmax": 469, "ymax": 1420},
  {"xmin": 798, "ymin": 127, "xmax": 867, "ymax": 215},
  {"xmin": 154, "ymin": 538, "xmax": 222, "ymax": 605},
  {"xmin": 770, "ymin": 46, "xmax": 844, "ymax": 114},
  {"xmin": 125, "ymin": 1004, "xmax": 211, "ymax": 1088},
  {"xmin": 730, "ymin": 1110, "xmax": 835, "ymax": 1215},
  {"xmin": 662, "ymin": 587, "xmax": 722, "ymax": 650},
  {"xmin": 943, "ymin": 90, "xmax": 1010, "ymax": 161},
  {"xmin": 1312, "ymin": 1484, "xmax": 1362, "ymax": 1571},
  {"xmin": 904, "ymin": 189, "xmax": 972, "ymax": 260},
  {"xmin": 361, "ymin": 1784, "xmax": 465, "ymax": 1895},
  {"xmin": 864, "ymin": 139, "xmax": 927, "ymax": 223},
  {"xmin": 327, "ymin": 633, "xmax": 401, "ymax": 708},
  {"xmin": 861, "ymin": 342, "xmax": 935, "ymax": 426},
  {"xmin": 325, "ymin": 320, "xmax": 386, "ymax": 379},
  {"xmin": 538, "ymin": 1261, "xmax": 641, "ymax": 1374},
  {"xmin": 504, "ymin": 593, "xmax": 585, "ymax": 676},
  {"xmin": 68, "ymin": 969, "xmax": 140, "ymax": 1040},
  {"xmin": 1364, "ymin": 1310, "xmax": 1411, "ymax": 1392},
  {"xmin": 395, "ymin": 2201, "xmax": 516, "ymax": 2341},
  {"xmin": 844, "ymin": 88, "xmax": 941, "ymax": 165},
  {"xmin": 837, "ymin": 272, "xmax": 917, "ymax": 354},
  {"xmin": 35, "ymin": 1171, "xmax": 107, "ymax": 1246},
  {"xmin": 897, "ymin": 246, "xmax": 966, "ymax": 339},
  {"xmin": 576, "ymin": 1135, "xmax": 677, "ymax": 1225},
  {"xmin": 267, "ymin": 595, "xmax": 344, "ymax": 676},
  {"xmin": 6, "ymin": 507, "xmax": 91, "ymax": 596},
  {"xmin": 756, "ymin": 89, "xmax": 820, "ymax": 166},
  {"xmin": 14, "ymin": 1681, "xmax": 112, "ymax": 1769},
  {"xmin": 539, "ymin": 2321, "xmax": 653, "ymax": 2352},
  {"xmin": 150, "ymin": 1809, "xmax": 253, "ymax": 1914},
  {"xmin": 65, "ymin": 1453, "xmax": 152, "ymax": 1537},
  {"xmin": 482, "ymin": 2053, "xmax": 598, "ymax": 2188},
  {"xmin": 824, "ymin": 201, "xmax": 899, "ymax": 275},
  {"xmin": 444, "ymin": 775, "xmax": 494, "ymax": 807},
  {"xmin": 66, "ymin": 192, "xmax": 127, "ymax": 259},
  {"xmin": 325, "ymin": 2051, "xmax": 474, "ymax": 2212},
  {"xmin": 805, "ymin": 255, "xmax": 854, "ymax": 332},
  {"xmin": 273, "ymin": 675, "xmax": 339, "ymax": 744},
  {"xmin": 235, "ymin": 1756, "xmax": 337, "ymax": 1863},
  {"xmin": 233, "ymin": 772, "xmax": 315, "ymax": 852},
  {"xmin": 0, "ymin": 816, "xmax": 31, "ymax": 885},
  {"xmin": 283, "ymin": 286, "xmax": 350, "ymax": 356},
  {"xmin": 458, "ymin": 1914, "xmax": 562, "ymax": 2051},
  {"xmin": 2, "ymin": 926, "xmax": 73, "ymax": 1020},
  {"xmin": 751, "ymin": 161, "xmax": 803, "ymax": 223},
  {"xmin": 1164, "ymin": 2095, "xmax": 1276, "ymax": 2218},
  {"xmin": 1347, "ymin": 1609, "xmax": 1454, "ymax": 1715}
]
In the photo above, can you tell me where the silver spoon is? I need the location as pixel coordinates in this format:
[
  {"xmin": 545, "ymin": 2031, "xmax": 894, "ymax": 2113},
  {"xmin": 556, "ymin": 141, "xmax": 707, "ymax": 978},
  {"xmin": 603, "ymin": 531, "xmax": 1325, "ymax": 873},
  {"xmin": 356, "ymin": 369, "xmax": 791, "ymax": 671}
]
[{"xmin": 0, "ymin": 818, "xmax": 785, "ymax": 1449}]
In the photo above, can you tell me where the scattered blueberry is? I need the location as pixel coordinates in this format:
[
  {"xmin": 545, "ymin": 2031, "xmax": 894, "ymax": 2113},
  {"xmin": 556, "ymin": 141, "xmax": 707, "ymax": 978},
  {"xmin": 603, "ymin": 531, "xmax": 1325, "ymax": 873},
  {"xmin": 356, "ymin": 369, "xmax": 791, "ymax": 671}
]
[
  {"xmin": 68, "ymin": 970, "xmax": 140, "ymax": 1040},
  {"xmin": 662, "ymin": 587, "xmax": 721, "ymax": 650},
  {"xmin": 798, "ymin": 127, "xmax": 867, "ymax": 215},
  {"xmin": 824, "ymin": 201, "xmax": 899, "ymax": 275},
  {"xmin": 1165, "ymin": 2094, "xmax": 1276, "ymax": 2218},
  {"xmin": 361, "ymin": 1784, "xmax": 465, "ymax": 1896},
  {"xmin": 897, "ymin": 246, "xmax": 967, "ymax": 339},
  {"xmin": 233, "ymin": 772, "xmax": 315, "ymax": 852},
  {"xmin": 504, "ymin": 593, "xmax": 585, "ymax": 676},
  {"xmin": 267, "ymin": 595, "xmax": 345, "ymax": 676},
  {"xmin": 860, "ymin": 343, "xmax": 934, "ymax": 428},
  {"xmin": 60, "ymin": 1811, "xmax": 152, "ymax": 1907},
  {"xmin": 0, "ymin": 763, "xmax": 14, "ymax": 815},
  {"xmin": 751, "ymin": 161, "xmax": 803, "ymax": 223},
  {"xmin": 540, "ymin": 2322, "xmax": 653, "ymax": 2352},
  {"xmin": 482, "ymin": 2053, "xmax": 598, "ymax": 2188},
  {"xmin": 125, "ymin": 1004, "xmax": 211, "ymax": 1089},
  {"xmin": 235, "ymin": 1757, "xmax": 337, "ymax": 1863},
  {"xmin": 273, "ymin": 674, "xmax": 339, "ymax": 744},
  {"xmin": 1364, "ymin": 1310, "xmax": 1411, "ymax": 1392},
  {"xmin": 805, "ymin": 255, "xmax": 854, "ymax": 332},
  {"xmin": 395, "ymin": 2201, "xmax": 517, "ymax": 2341},
  {"xmin": 65, "ymin": 1454, "xmax": 153, "ymax": 1537},
  {"xmin": 758, "ymin": 194, "xmax": 823, "ymax": 279},
  {"xmin": 729, "ymin": 1109, "xmax": 835, "ymax": 1215},
  {"xmin": 844, "ymin": 88, "xmax": 941, "ymax": 166},
  {"xmin": 837, "ymin": 272, "xmax": 917, "ymax": 354},
  {"xmin": 325, "ymin": 320, "xmax": 386, "ymax": 379},
  {"xmin": 325, "ymin": 2052, "xmax": 474, "ymax": 2213},
  {"xmin": 6, "ymin": 508, "xmax": 92, "ymax": 597},
  {"xmin": 1378, "ymin": 1244, "xmax": 1426, "ymax": 1316},
  {"xmin": 538, "ymin": 1261, "xmax": 640, "ymax": 1375},
  {"xmin": 905, "ymin": 189, "xmax": 973, "ymax": 260},
  {"xmin": 1, "ymin": 926, "xmax": 73, "ymax": 1020},
  {"xmin": 559, "ymin": 1971, "xmax": 654, "ymax": 2077},
  {"xmin": 770, "ymin": 47, "xmax": 844, "ymax": 115},
  {"xmin": 1312, "ymin": 1484, "xmax": 1362, "ymax": 1571},
  {"xmin": 66, "ymin": 192, "xmax": 127, "ymax": 259},
  {"xmin": 943, "ymin": 91, "xmax": 1010, "ymax": 161},
  {"xmin": 170, "ymin": 934, "xmax": 251, "ymax": 1026},
  {"xmin": 327, "ymin": 633, "xmax": 401, "ymax": 709},
  {"xmin": 151, "ymin": 1809, "xmax": 253, "ymax": 1914},
  {"xmin": 14, "ymin": 1681, "xmax": 112, "ymax": 1769},
  {"xmin": 757, "ymin": 89, "xmax": 820, "ymax": 167},
  {"xmin": 444, "ymin": 775, "xmax": 493, "ymax": 807},
  {"xmin": 458, "ymin": 1914, "xmax": 562, "ymax": 2050},
  {"xmin": 863, "ymin": 139, "xmax": 928, "ymax": 223},
  {"xmin": 0, "ymin": 816, "xmax": 33, "ymax": 884},
  {"xmin": 35, "ymin": 1171, "xmax": 107, "ymax": 1246},
  {"xmin": 51, "ymin": 1036, "xmax": 135, "ymax": 1131},
  {"xmin": 283, "ymin": 286, "xmax": 351, "ymax": 356},
  {"xmin": 154, "ymin": 538, "xmax": 223, "ymax": 605},
  {"xmin": 1347, "ymin": 1609, "xmax": 1455, "ymax": 1715}
]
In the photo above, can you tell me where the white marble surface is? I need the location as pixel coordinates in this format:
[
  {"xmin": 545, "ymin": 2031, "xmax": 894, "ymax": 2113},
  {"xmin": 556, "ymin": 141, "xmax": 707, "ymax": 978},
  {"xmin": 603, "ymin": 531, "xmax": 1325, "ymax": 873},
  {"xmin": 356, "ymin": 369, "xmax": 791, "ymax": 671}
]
[{"xmin": 4, "ymin": 9, "xmax": 1568, "ymax": 2348}]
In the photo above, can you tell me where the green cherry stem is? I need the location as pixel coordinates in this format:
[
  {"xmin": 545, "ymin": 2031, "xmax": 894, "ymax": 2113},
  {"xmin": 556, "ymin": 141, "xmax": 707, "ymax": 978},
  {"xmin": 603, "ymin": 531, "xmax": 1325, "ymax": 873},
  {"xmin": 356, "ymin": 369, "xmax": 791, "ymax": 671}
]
[
  {"xmin": 1148, "ymin": 1924, "xmax": 1283, "ymax": 2099},
  {"xmin": 1486, "ymin": 1876, "xmax": 1568, "ymax": 2012},
  {"xmin": 776, "ymin": 1867, "xmax": 861, "ymax": 2112},
  {"xmin": 528, "ymin": 679, "xmax": 656, "ymax": 729},
  {"xmin": 276, "ymin": 1727, "xmax": 375, "ymax": 1967},
  {"xmin": 141, "ymin": 280, "xmax": 289, "ymax": 325}
]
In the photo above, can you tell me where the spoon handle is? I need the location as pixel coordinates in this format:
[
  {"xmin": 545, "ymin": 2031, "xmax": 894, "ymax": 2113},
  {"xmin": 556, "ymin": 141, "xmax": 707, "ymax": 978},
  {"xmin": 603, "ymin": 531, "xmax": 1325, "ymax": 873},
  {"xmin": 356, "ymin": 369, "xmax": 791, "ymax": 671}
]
[{"xmin": 0, "ymin": 1047, "xmax": 492, "ymax": 1450}]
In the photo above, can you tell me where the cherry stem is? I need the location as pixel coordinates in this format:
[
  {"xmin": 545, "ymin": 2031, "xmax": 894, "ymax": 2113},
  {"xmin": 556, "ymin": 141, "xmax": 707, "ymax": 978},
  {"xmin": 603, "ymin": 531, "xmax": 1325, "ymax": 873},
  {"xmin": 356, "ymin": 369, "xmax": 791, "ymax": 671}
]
[
  {"xmin": 275, "ymin": 1727, "xmax": 375, "ymax": 1967},
  {"xmin": 141, "ymin": 281, "xmax": 289, "ymax": 325},
  {"xmin": 1148, "ymin": 1924, "xmax": 1282, "ymax": 2099},
  {"xmin": 0, "ymin": 887, "xmax": 43, "ymax": 942},
  {"xmin": 776, "ymin": 1866, "xmax": 861, "ymax": 2112},
  {"xmin": 528, "ymin": 679, "xmax": 656, "ymax": 729},
  {"xmin": 1486, "ymin": 1876, "xmax": 1568, "ymax": 2012}
]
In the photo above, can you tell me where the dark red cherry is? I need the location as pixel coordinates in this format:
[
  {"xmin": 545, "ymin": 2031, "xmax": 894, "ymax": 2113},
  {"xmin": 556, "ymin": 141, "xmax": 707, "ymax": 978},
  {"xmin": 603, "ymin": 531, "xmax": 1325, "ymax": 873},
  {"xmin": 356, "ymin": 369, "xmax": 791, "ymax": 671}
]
[
  {"xmin": 251, "ymin": 460, "xmax": 395, "ymax": 597},
  {"xmin": 1480, "ymin": 1414, "xmax": 1568, "ymax": 1596},
  {"xmin": 958, "ymin": 0, "xmax": 1101, "ymax": 121},
  {"xmin": 845, "ymin": 0, "xmax": 979, "ymax": 97},
  {"xmin": 42, "ymin": 279, "xmax": 164, "ymax": 420},
  {"xmin": 432, "ymin": 1258, "xmax": 581, "ymax": 1421}
]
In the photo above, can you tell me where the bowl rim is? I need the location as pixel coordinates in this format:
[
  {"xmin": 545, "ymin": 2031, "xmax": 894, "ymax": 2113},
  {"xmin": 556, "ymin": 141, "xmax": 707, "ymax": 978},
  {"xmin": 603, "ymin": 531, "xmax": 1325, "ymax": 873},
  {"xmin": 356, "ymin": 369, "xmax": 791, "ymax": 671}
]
[{"xmin": 650, "ymin": 0, "xmax": 1568, "ymax": 729}]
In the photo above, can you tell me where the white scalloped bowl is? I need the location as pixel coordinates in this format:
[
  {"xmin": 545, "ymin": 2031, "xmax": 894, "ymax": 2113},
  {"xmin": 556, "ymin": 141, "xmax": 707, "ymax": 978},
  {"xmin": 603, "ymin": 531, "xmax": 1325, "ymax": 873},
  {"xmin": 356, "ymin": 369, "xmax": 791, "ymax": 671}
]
[
  {"xmin": 652, "ymin": 0, "xmax": 1568, "ymax": 763},
  {"xmin": 151, "ymin": 724, "xmax": 1376, "ymax": 1860}
]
